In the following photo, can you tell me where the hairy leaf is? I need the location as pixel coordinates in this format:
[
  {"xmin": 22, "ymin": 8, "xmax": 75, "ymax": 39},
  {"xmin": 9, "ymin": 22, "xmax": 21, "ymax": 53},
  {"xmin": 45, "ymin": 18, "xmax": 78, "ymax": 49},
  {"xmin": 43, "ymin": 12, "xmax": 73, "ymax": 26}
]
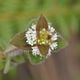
[
  {"xmin": 37, "ymin": 45, "xmax": 49, "ymax": 56},
  {"xmin": 4, "ymin": 45, "xmax": 23, "ymax": 57},
  {"xmin": 10, "ymin": 32, "xmax": 31, "ymax": 51},
  {"xmin": 11, "ymin": 55, "xmax": 25, "ymax": 64},
  {"xmin": 55, "ymin": 34, "xmax": 68, "ymax": 52},
  {"xmin": 28, "ymin": 52, "xmax": 45, "ymax": 64},
  {"xmin": 36, "ymin": 14, "xmax": 49, "ymax": 56},
  {"xmin": 36, "ymin": 14, "xmax": 48, "ymax": 31},
  {"xmin": 36, "ymin": 14, "xmax": 48, "ymax": 37}
]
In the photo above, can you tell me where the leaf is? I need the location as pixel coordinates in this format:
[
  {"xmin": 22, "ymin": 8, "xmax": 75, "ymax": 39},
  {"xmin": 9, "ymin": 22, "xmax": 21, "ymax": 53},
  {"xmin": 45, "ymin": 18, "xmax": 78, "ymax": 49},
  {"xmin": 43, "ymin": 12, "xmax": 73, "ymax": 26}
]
[
  {"xmin": 36, "ymin": 14, "xmax": 48, "ymax": 31},
  {"xmin": 4, "ymin": 45, "xmax": 22, "ymax": 57},
  {"xmin": 11, "ymin": 55, "xmax": 25, "ymax": 64},
  {"xmin": 36, "ymin": 14, "xmax": 49, "ymax": 56},
  {"xmin": 7, "ymin": 56, "xmax": 25, "ymax": 72},
  {"xmin": 10, "ymin": 31, "xmax": 31, "ymax": 51},
  {"xmin": 37, "ymin": 45, "xmax": 49, "ymax": 56},
  {"xmin": 55, "ymin": 33, "xmax": 68, "ymax": 52},
  {"xmin": 28, "ymin": 52, "xmax": 45, "ymax": 64},
  {"xmin": 3, "ymin": 55, "xmax": 25, "ymax": 74},
  {"xmin": 36, "ymin": 14, "xmax": 48, "ymax": 38}
]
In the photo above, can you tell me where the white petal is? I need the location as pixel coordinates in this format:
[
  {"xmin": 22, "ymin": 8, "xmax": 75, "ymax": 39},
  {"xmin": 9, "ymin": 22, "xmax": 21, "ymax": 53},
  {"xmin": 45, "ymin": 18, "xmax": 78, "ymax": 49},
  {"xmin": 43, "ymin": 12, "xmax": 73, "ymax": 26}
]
[
  {"xmin": 50, "ymin": 42, "xmax": 58, "ymax": 50},
  {"xmin": 48, "ymin": 25, "xmax": 55, "ymax": 32},
  {"xmin": 32, "ymin": 25, "xmax": 36, "ymax": 30},
  {"xmin": 25, "ymin": 26, "xmax": 36, "ymax": 46},
  {"xmin": 51, "ymin": 33, "xmax": 58, "ymax": 41},
  {"xmin": 32, "ymin": 46, "xmax": 42, "ymax": 56}
]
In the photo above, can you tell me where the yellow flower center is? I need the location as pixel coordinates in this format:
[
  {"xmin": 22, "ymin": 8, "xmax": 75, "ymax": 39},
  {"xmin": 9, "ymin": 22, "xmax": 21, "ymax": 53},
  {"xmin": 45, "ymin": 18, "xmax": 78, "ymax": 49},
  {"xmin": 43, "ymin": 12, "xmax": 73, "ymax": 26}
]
[{"xmin": 36, "ymin": 29, "xmax": 52, "ymax": 45}]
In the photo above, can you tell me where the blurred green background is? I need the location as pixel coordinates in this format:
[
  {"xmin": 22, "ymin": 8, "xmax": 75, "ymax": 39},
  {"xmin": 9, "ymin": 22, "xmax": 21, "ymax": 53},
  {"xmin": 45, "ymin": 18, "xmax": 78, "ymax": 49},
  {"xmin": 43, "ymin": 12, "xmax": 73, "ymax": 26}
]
[{"xmin": 0, "ymin": 0, "xmax": 80, "ymax": 80}]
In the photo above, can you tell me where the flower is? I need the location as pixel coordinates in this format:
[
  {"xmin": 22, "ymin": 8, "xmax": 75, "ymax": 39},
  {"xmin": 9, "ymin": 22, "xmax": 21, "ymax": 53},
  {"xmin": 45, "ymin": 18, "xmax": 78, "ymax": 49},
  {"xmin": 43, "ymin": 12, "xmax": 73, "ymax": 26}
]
[
  {"xmin": 10, "ymin": 14, "xmax": 68, "ymax": 64},
  {"xmin": 25, "ymin": 15, "xmax": 58, "ymax": 58},
  {"xmin": 25, "ymin": 25, "xmax": 36, "ymax": 46}
]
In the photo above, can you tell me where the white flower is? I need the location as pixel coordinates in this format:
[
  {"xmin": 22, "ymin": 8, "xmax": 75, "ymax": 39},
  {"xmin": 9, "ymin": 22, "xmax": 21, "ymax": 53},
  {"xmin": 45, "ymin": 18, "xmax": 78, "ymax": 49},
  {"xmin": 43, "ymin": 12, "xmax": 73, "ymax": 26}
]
[
  {"xmin": 50, "ymin": 42, "xmax": 58, "ymax": 50},
  {"xmin": 25, "ymin": 24, "xmax": 36, "ymax": 46},
  {"xmin": 32, "ymin": 46, "xmax": 42, "ymax": 56},
  {"xmin": 31, "ymin": 24, "xmax": 36, "ymax": 30},
  {"xmin": 51, "ymin": 33, "xmax": 58, "ymax": 41},
  {"xmin": 25, "ymin": 23, "xmax": 58, "ymax": 58},
  {"xmin": 48, "ymin": 25, "xmax": 55, "ymax": 32}
]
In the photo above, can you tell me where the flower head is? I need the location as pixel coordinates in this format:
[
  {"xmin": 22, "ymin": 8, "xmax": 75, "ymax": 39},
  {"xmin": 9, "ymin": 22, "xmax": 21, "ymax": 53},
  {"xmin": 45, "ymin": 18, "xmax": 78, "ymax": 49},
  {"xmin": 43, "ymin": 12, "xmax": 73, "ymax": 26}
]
[
  {"xmin": 10, "ymin": 14, "xmax": 68, "ymax": 64},
  {"xmin": 25, "ymin": 15, "xmax": 58, "ymax": 58}
]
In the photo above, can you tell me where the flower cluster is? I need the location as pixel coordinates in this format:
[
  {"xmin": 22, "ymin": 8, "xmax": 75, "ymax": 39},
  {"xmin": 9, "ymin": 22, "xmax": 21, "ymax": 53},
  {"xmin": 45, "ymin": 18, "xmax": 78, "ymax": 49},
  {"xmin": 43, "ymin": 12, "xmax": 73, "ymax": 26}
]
[{"xmin": 25, "ymin": 23, "xmax": 58, "ymax": 58}]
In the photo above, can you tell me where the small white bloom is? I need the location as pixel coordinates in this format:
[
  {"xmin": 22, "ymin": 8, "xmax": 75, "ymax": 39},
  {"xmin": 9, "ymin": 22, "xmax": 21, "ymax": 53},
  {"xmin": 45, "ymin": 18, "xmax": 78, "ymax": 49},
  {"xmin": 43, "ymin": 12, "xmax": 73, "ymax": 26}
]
[
  {"xmin": 50, "ymin": 42, "xmax": 58, "ymax": 50},
  {"xmin": 25, "ymin": 24, "xmax": 37, "ymax": 46},
  {"xmin": 32, "ymin": 46, "xmax": 42, "ymax": 56},
  {"xmin": 25, "ymin": 23, "xmax": 58, "ymax": 58},
  {"xmin": 51, "ymin": 33, "xmax": 58, "ymax": 41},
  {"xmin": 32, "ymin": 24, "xmax": 36, "ymax": 30},
  {"xmin": 48, "ymin": 25, "xmax": 55, "ymax": 32}
]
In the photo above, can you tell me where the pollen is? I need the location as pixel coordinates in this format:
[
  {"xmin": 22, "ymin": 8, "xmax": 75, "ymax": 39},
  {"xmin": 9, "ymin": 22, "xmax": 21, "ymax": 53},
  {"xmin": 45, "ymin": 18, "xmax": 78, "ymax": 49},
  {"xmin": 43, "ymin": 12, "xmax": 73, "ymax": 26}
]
[{"xmin": 37, "ymin": 28, "xmax": 52, "ymax": 45}]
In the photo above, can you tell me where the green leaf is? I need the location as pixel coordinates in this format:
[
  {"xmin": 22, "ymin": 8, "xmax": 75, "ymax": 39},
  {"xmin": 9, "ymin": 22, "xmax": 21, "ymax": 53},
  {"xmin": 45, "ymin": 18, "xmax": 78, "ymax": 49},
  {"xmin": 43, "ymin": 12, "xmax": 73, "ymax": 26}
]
[
  {"xmin": 10, "ymin": 31, "xmax": 31, "ymax": 50},
  {"xmin": 11, "ymin": 55, "xmax": 25, "ymax": 64},
  {"xmin": 28, "ymin": 52, "xmax": 45, "ymax": 64},
  {"xmin": 3, "ymin": 56, "xmax": 25, "ymax": 74},
  {"xmin": 55, "ymin": 33, "xmax": 68, "ymax": 52}
]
